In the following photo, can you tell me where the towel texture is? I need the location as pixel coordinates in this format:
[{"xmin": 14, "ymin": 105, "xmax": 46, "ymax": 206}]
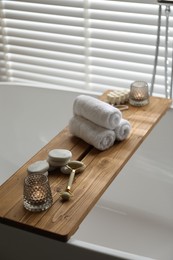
[
  {"xmin": 114, "ymin": 119, "xmax": 131, "ymax": 141},
  {"xmin": 69, "ymin": 116, "xmax": 116, "ymax": 151},
  {"xmin": 73, "ymin": 95, "xmax": 122, "ymax": 130}
]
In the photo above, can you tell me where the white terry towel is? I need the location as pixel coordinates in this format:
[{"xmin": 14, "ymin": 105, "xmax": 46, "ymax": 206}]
[
  {"xmin": 69, "ymin": 116, "xmax": 116, "ymax": 151},
  {"xmin": 114, "ymin": 119, "xmax": 131, "ymax": 141},
  {"xmin": 73, "ymin": 95, "xmax": 122, "ymax": 130}
]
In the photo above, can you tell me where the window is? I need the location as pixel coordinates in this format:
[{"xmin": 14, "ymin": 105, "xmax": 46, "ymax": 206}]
[{"xmin": 0, "ymin": 0, "xmax": 173, "ymax": 96}]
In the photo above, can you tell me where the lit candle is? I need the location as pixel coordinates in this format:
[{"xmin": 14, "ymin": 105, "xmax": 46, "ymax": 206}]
[
  {"xmin": 129, "ymin": 81, "xmax": 149, "ymax": 106},
  {"xmin": 31, "ymin": 186, "xmax": 46, "ymax": 204},
  {"xmin": 23, "ymin": 173, "xmax": 53, "ymax": 212},
  {"xmin": 136, "ymin": 92, "xmax": 144, "ymax": 101}
]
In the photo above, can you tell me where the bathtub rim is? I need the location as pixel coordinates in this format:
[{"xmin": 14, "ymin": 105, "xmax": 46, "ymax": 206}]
[
  {"xmin": 69, "ymin": 238, "xmax": 153, "ymax": 260},
  {"xmin": 1, "ymin": 81, "xmax": 172, "ymax": 108},
  {"xmin": 0, "ymin": 81, "xmax": 100, "ymax": 96}
]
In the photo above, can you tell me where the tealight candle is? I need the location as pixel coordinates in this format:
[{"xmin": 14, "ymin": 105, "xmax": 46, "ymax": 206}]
[
  {"xmin": 23, "ymin": 174, "xmax": 53, "ymax": 212},
  {"xmin": 30, "ymin": 186, "xmax": 46, "ymax": 204},
  {"xmin": 107, "ymin": 88, "xmax": 130, "ymax": 105},
  {"xmin": 129, "ymin": 81, "xmax": 149, "ymax": 106}
]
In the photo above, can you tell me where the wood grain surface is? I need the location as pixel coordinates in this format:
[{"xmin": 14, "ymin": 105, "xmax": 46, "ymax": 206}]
[{"xmin": 0, "ymin": 91, "xmax": 172, "ymax": 241}]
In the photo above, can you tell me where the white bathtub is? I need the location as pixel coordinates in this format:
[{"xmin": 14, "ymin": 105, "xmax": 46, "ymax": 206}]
[{"xmin": 0, "ymin": 83, "xmax": 173, "ymax": 260}]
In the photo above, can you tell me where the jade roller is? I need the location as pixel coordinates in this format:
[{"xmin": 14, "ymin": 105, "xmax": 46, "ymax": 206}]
[{"xmin": 60, "ymin": 161, "xmax": 86, "ymax": 201}]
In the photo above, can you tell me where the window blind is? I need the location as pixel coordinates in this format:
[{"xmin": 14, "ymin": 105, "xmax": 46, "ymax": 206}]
[{"xmin": 1, "ymin": 0, "xmax": 173, "ymax": 96}]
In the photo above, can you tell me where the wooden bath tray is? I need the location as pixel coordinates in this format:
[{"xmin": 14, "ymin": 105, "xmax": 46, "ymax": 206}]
[{"xmin": 0, "ymin": 91, "xmax": 172, "ymax": 241}]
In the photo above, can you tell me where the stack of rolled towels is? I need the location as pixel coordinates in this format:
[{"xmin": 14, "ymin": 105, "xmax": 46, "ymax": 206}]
[{"xmin": 69, "ymin": 95, "xmax": 131, "ymax": 151}]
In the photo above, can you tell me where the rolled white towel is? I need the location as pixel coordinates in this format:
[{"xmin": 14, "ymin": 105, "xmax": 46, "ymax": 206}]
[
  {"xmin": 114, "ymin": 119, "xmax": 131, "ymax": 141},
  {"xmin": 73, "ymin": 95, "xmax": 122, "ymax": 130},
  {"xmin": 69, "ymin": 116, "xmax": 116, "ymax": 151}
]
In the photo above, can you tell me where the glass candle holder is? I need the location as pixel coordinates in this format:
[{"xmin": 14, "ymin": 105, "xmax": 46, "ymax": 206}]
[
  {"xmin": 129, "ymin": 81, "xmax": 149, "ymax": 106},
  {"xmin": 23, "ymin": 173, "xmax": 53, "ymax": 212}
]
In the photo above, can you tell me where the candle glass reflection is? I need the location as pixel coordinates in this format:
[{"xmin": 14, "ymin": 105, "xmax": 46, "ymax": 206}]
[
  {"xmin": 23, "ymin": 173, "xmax": 53, "ymax": 212},
  {"xmin": 129, "ymin": 81, "xmax": 149, "ymax": 106}
]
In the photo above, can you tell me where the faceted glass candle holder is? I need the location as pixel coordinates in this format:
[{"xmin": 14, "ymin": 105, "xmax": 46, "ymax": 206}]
[
  {"xmin": 129, "ymin": 81, "xmax": 149, "ymax": 107},
  {"xmin": 23, "ymin": 173, "xmax": 53, "ymax": 212}
]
